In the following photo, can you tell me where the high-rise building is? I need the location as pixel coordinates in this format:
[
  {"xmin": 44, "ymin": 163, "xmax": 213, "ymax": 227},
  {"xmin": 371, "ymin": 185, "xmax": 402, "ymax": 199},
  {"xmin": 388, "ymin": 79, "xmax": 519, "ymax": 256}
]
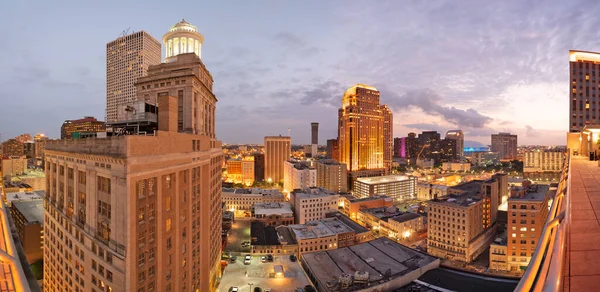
[
  {"xmin": 1, "ymin": 139, "xmax": 24, "ymax": 157},
  {"xmin": 353, "ymin": 175, "xmax": 417, "ymax": 202},
  {"xmin": 337, "ymin": 84, "xmax": 392, "ymax": 172},
  {"xmin": 252, "ymin": 152, "xmax": 265, "ymax": 182},
  {"xmin": 106, "ymin": 31, "xmax": 161, "ymax": 123},
  {"xmin": 491, "ymin": 132, "xmax": 518, "ymax": 161},
  {"xmin": 569, "ymin": 50, "xmax": 600, "ymax": 132},
  {"xmin": 60, "ymin": 116, "xmax": 106, "ymax": 139},
  {"xmin": 445, "ymin": 130, "xmax": 464, "ymax": 159},
  {"xmin": 44, "ymin": 20, "xmax": 223, "ymax": 292},
  {"xmin": 314, "ymin": 159, "xmax": 348, "ymax": 193},
  {"xmin": 406, "ymin": 132, "xmax": 419, "ymax": 160},
  {"xmin": 506, "ymin": 182, "xmax": 551, "ymax": 271},
  {"xmin": 34, "ymin": 133, "xmax": 49, "ymax": 159},
  {"xmin": 326, "ymin": 139, "xmax": 339, "ymax": 160},
  {"xmin": 310, "ymin": 122, "xmax": 319, "ymax": 158},
  {"xmin": 418, "ymin": 131, "xmax": 441, "ymax": 160},
  {"xmin": 264, "ymin": 136, "xmax": 291, "ymax": 183},
  {"xmin": 439, "ymin": 138, "xmax": 457, "ymax": 162},
  {"xmin": 393, "ymin": 137, "xmax": 403, "ymax": 158},
  {"xmin": 283, "ymin": 161, "xmax": 316, "ymax": 193},
  {"xmin": 523, "ymin": 149, "xmax": 564, "ymax": 173}
]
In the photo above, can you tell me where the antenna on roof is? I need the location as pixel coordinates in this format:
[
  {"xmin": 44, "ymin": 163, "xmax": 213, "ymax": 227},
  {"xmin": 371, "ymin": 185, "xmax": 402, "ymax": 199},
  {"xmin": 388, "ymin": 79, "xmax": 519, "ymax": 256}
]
[
  {"xmin": 119, "ymin": 27, "xmax": 132, "ymax": 38},
  {"xmin": 288, "ymin": 128, "xmax": 291, "ymax": 137}
]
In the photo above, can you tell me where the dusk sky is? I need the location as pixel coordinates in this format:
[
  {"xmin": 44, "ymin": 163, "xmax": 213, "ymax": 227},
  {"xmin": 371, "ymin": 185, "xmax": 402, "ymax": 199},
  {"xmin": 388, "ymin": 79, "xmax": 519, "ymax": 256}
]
[{"xmin": 2, "ymin": 0, "xmax": 598, "ymax": 146}]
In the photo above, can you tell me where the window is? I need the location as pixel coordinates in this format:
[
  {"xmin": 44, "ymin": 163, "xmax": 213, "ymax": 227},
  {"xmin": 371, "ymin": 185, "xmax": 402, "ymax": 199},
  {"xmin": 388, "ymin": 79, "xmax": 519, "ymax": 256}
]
[
  {"xmin": 97, "ymin": 221, "xmax": 111, "ymax": 242},
  {"xmin": 97, "ymin": 176, "xmax": 111, "ymax": 194},
  {"xmin": 165, "ymin": 196, "xmax": 171, "ymax": 211},
  {"xmin": 167, "ymin": 237, "xmax": 172, "ymax": 250},
  {"xmin": 98, "ymin": 201, "xmax": 112, "ymax": 219},
  {"xmin": 138, "ymin": 271, "xmax": 145, "ymax": 283},
  {"xmin": 166, "ymin": 218, "xmax": 172, "ymax": 232},
  {"xmin": 138, "ymin": 207, "xmax": 145, "ymax": 222},
  {"xmin": 106, "ymin": 270, "xmax": 113, "ymax": 282},
  {"xmin": 68, "ymin": 168, "xmax": 74, "ymax": 179}
]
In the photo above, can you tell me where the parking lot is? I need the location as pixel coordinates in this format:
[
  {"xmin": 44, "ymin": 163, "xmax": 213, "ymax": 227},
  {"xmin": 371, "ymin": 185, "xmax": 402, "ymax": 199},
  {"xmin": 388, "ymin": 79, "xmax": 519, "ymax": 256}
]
[
  {"xmin": 224, "ymin": 220, "xmax": 251, "ymax": 254},
  {"xmin": 219, "ymin": 254, "xmax": 312, "ymax": 292}
]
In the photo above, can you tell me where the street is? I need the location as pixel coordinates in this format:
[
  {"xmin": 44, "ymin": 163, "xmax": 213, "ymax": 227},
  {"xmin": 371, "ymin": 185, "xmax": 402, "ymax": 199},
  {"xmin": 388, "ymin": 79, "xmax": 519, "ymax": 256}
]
[{"xmin": 225, "ymin": 219, "xmax": 251, "ymax": 254}]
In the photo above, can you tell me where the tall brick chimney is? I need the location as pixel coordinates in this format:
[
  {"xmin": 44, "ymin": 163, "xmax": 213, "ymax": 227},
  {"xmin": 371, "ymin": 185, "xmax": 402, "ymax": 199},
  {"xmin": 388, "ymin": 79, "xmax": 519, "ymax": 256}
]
[{"xmin": 158, "ymin": 95, "xmax": 178, "ymax": 133}]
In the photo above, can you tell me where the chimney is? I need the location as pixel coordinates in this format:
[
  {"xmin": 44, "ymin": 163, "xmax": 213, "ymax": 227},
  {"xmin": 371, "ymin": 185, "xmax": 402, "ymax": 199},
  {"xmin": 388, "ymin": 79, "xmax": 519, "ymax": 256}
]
[{"xmin": 158, "ymin": 95, "xmax": 178, "ymax": 133}]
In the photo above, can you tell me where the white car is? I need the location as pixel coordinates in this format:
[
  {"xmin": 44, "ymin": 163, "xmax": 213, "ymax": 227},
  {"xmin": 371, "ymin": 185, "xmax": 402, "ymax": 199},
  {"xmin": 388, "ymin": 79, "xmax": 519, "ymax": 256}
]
[
  {"xmin": 230, "ymin": 287, "xmax": 238, "ymax": 292},
  {"xmin": 244, "ymin": 255, "xmax": 251, "ymax": 265}
]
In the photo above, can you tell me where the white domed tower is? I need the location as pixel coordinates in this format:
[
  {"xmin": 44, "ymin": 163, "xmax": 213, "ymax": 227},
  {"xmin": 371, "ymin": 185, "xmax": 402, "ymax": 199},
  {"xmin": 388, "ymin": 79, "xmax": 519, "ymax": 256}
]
[{"xmin": 163, "ymin": 19, "xmax": 204, "ymax": 62}]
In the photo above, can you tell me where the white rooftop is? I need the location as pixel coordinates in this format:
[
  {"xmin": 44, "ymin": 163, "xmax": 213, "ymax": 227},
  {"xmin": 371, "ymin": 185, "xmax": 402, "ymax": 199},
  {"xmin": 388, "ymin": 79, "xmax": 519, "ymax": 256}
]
[
  {"xmin": 290, "ymin": 218, "xmax": 355, "ymax": 240},
  {"xmin": 254, "ymin": 202, "xmax": 293, "ymax": 216},
  {"xmin": 356, "ymin": 175, "xmax": 414, "ymax": 185},
  {"xmin": 5, "ymin": 190, "xmax": 44, "ymax": 204}
]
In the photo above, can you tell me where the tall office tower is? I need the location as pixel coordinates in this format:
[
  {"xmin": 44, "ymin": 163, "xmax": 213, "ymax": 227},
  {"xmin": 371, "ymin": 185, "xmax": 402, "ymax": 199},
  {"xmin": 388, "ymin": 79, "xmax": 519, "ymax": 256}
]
[
  {"xmin": 569, "ymin": 50, "xmax": 600, "ymax": 132},
  {"xmin": 34, "ymin": 133, "xmax": 49, "ymax": 160},
  {"xmin": 264, "ymin": 136, "xmax": 291, "ymax": 183},
  {"xmin": 314, "ymin": 160, "xmax": 348, "ymax": 193},
  {"xmin": 310, "ymin": 122, "xmax": 319, "ymax": 158},
  {"xmin": 338, "ymin": 84, "xmax": 392, "ymax": 172},
  {"xmin": 106, "ymin": 31, "xmax": 161, "ymax": 123},
  {"xmin": 44, "ymin": 20, "xmax": 223, "ymax": 292},
  {"xmin": 439, "ymin": 138, "xmax": 457, "ymax": 162},
  {"xmin": 163, "ymin": 19, "xmax": 203, "ymax": 62},
  {"xmin": 61, "ymin": 116, "xmax": 106, "ymax": 139},
  {"xmin": 491, "ymin": 132, "xmax": 518, "ymax": 161},
  {"xmin": 253, "ymin": 153, "xmax": 265, "ymax": 182},
  {"xmin": 1, "ymin": 139, "xmax": 24, "ymax": 156},
  {"xmin": 445, "ymin": 130, "xmax": 464, "ymax": 159},
  {"xmin": 506, "ymin": 182, "xmax": 551, "ymax": 271},
  {"xmin": 406, "ymin": 132, "xmax": 419, "ymax": 159},
  {"xmin": 393, "ymin": 137, "xmax": 404, "ymax": 158},
  {"xmin": 326, "ymin": 139, "xmax": 339, "ymax": 160},
  {"xmin": 418, "ymin": 131, "xmax": 441, "ymax": 160}
]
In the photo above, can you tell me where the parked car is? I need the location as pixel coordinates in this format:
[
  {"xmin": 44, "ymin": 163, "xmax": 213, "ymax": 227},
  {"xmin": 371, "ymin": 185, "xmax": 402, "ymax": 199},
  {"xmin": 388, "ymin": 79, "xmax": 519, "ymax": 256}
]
[
  {"xmin": 266, "ymin": 254, "xmax": 273, "ymax": 262},
  {"xmin": 244, "ymin": 255, "xmax": 251, "ymax": 265},
  {"xmin": 264, "ymin": 289, "xmax": 271, "ymax": 292},
  {"xmin": 253, "ymin": 287, "xmax": 262, "ymax": 292},
  {"xmin": 230, "ymin": 287, "xmax": 238, "ymax": 292},
  {"xmin": 261, "ymin": 256, "xmax": 267, "ymax": 263},
  {"xmin": 230, "ymin": 256, "xmax": 237, "ymax": 263},
  {"xmin": 289, "ymin": 254, "xmax": 297, "ymax": 262}
]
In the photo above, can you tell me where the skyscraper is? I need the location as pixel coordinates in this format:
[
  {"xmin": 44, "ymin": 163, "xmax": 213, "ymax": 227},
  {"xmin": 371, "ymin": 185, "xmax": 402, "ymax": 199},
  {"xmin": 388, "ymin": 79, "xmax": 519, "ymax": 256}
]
[
  {"xmin": 337, "ymin": 84, "xmax": 392, "ymax": 172},
  {"xmin": 491, "ymin": 132, "xmax": 518, "ymax": 161},
  {"xmin": 106, "ymin": 31, "xmax": 161, "ymax": 123},
  {"xmin": 406, "ymin": 132, "xmax": 419, "ymax": 159},
  {"xmin": 445, "ymin": 130, "xmax": 464, "ymax": 159},
  {"xmin": 310, "ymin": 122, "xmax": 319, "ymax": 157},
  {"xmin": 44, "ymin": 20, "xmax": 223, "ymax": 292},
  {"xmin": 264, "ymin": 135, "xmax": 291, "ymax": 183},
  {"xmin": 569, "ymin": 50, "xmax": 600, "ymax": 132}
]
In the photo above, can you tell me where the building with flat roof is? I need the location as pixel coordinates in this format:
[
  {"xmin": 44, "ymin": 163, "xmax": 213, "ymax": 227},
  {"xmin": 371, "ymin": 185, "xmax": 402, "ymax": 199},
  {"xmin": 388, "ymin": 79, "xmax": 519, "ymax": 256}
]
[
  {"xmin": 8, "ymin": 169, "xmax": 45, "ymax": 191},
  {"xmin": 1, "ymin": 139, "xmax": 24, "ymax": 157},
  {"xmin": 489, "ymin": 231, "xmax": 508, "ymax": 272},
  {"xmin": 0, "ymin": 200, "xmax": 35, "ymax": 291},
  {"xmin": 300, "ymin": 237, "xmax": 439, "ymax": 292},
  {"xmin": 353, "ymin": 175, "xmax": 417, "ymax": 202},
  {"xmin": 225, "ymin": 156, "xmax": 255, "ymax": 186},
  {"xmin": 288, "ymin": 216, "xmax": 371, "ymax": 255},
  {"xmin": 10, "ymin": 200, "xmax": 44, "ymax": 264},
  {"xmin": 341, "ymin": 195, "xmax": 393, "ymax": 220},
  {"xmin": 357, "ymin": 206, "xmax": 426, "ymax": 242},
  {"xmin": 60, "ymin": 116, "xmax": 106, "ymax": 139},
  {"xmin": 5, "ymin": 191, "xmax": 44, "ymax": 207},
  {"xmin": 290, "ymin": 188, "xmax": 341, "ymax": 224},
  {"xmin": 222, "ymin": 188, "xmax": 285, "ymax": 217},
  {"xmin": 416, "ymin": 183, "xmax": 448, "ymax": 201},
  {"xmin": 314, "ymin": 159, "xmax": 348, "ymax": 193},
  {"xmin": 253, "ymin": 202, "xmax": 294, "ymax": 226},
  {"xmin": 523, "ymin": 149, "xmax": 564, "ymax": 173},
  {"xmin": 264, "ymin": 136, "xmax": 291, "ymax": 183},
  {"xmin": 249, "ymin": 222, "xmax": 298, "ymax": 255},
  {"xmin": 569, "ymin": 50, "xmax": 600, "ymax": 132},
  {"xmin": 1, "ymin": 156, "xmax": 28, "ymax": 179},
  {"xmin": 283, "ymin": 160, "xmax": 316, "ymax": 193},
  {"xmin": 491, "ymin": 133, "xmax": 518, "ymax": 161}
]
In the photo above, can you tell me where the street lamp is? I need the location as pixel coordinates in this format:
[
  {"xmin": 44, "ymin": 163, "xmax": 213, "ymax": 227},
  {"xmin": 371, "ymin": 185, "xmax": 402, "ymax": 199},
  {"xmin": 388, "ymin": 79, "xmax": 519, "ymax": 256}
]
[{"xmin": 248, "ymin": 283, "xmax": 254, "ymax": 291}]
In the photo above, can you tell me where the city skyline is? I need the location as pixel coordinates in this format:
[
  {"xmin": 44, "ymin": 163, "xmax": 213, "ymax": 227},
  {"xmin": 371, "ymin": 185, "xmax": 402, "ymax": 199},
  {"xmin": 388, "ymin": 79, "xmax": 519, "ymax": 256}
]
[{"xmin": 2, "ymin": 0, "xmax": 599, "ymax": 145}]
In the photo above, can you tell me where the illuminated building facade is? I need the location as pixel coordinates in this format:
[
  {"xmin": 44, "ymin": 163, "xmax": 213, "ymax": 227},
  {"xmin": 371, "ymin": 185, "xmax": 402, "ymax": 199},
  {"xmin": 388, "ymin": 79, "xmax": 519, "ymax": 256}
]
[
  {"xmin": 506, "ymin": 183, "xmax": 551, "ymax": 272},
  {"xmin": 405, "ymin": 132, "xmax": 419, "ymax": 159},
  {"xmin": 326, "ymin": 139, "xmax": 339, "ymax": 160},
  {"xmin": 264, "ymin": 136, "xmax": 291, "ymax": 183},
  {"xmin": 445, "ymin": 130, "xmax": 464, "ymax": 159},
  {"xmin": 60, "ymin": 116, "xmax": 106, "ymax": 139},
  {"xmin": 106, "ymin": 31, "xmax": 161, "ymax": 123},
  {"xmin": 283, "ymin": 161, "xmax": 316, "ymax": 193},
  {"xmin": 353, "ymin": 175, "xmax": 417, "ymax": 202},
  {"xmin": 225, "ymin": 157, "xmax": 255, "ymax": 186},
  {"xmin": 491, "ymin": 132, "xmax": 518, "ymax": 161},
  {"xmin": 252, "ymin": 153, "xmax": 265, "ymax": 182},
  {"xmin": 314, "ymin": 159, "xmax": 348, "ymax": 193},
  {"xmin": 523, "ymin": 149, "xmax": 564, "ymax": 173},
  {"xmin": 337, "ymin": 84, "xmax": 392, "ymax": 172},
  {"xmin": 1, "ymin": 139, "xmax": 24, "ymax": 157},
  {"xmin": 569, "ymin": 50, "xmax": 600, "ymax": 132}
]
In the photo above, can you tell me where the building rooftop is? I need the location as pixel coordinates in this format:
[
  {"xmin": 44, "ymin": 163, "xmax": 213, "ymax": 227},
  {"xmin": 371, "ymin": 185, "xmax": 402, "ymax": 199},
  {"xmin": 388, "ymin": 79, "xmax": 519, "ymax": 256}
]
[
  {"xmin": 290, "ymin": 216, "xmax": 364, "ymax": 240},
  {"xmin": 356, "ymin": 175, "xmax": 414, "ymax": 185},
  {"xmin": 491, "ymin": 231, "xmax": 508, "ymax": 246},
  {"xmin": 292, "ymin": 187, "xmax": 338, "ymax": 200},
  {"xmin": 509, "ymin": 184, "xmax": 551, "ymax": 201},
  {"xmin": 344, "ymin": 195, "xmax": 392, "ymax": 203},
  {"xmin": 328, "ymin": 212, "xmax": 369, "ymax": 233},
  {"xmin": 11, "ymin": 200, "xmax": 44, "ymax": 225},
  {"xmin": 301, "ymin": 237, "xmax": 439, "ymax": 292},
  {"xmin": 389, "ymin": 212, "xmax": 422, "ymax": 224},
  {"xmin": 361, "ymin": 206, "xmax": 401, "ymax": 219},
  {"xmin": 254, "ymin": 202, "xmax": 293, "ymax": 216},
  {"xmin": 5, "ymin": 191, "xmax": 44, "ymax": 204},
  {"xmin": 429, "ymin": 186, "xmax": 483, "ymax": 208},
  {"xmin": 315, "ymin": 159, "xmax": 345, "ymax": 166},
  {"xmin": 251, "ymin": 222, "xmax": 280, "ymax": 246},
  {"xmin": 222, "ymin": 187, "xmax": 284, "ymax": 197},
  {"xmin": 276, "ymin": 225, "xmax": 297, "ymax": 245},
  {"xmin": 0, "ymin": 202, "xmax": 36, "ymax": 291}
]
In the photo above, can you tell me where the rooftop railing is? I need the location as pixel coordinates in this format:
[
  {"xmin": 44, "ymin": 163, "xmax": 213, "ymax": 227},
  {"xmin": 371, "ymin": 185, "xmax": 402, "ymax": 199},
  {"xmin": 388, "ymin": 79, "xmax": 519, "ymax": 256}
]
[{"xmin": 515, "ymin": 151, "xmax": 570, "ymax": 292}]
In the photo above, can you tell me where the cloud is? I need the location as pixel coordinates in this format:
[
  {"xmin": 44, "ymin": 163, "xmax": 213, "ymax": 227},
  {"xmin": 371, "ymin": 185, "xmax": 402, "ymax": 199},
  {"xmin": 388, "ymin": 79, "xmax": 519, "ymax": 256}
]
[
  {"xmin": 298, "ymin": 80, "xmax": 345, "ymax": 106},
  {"xmin": 525, "ymin": 125, "xmax": 540, "ymax": 137},
  {"xmin": 402, "ymin": 123, "xmax": 446, "ymax": 133},
  {"xmin": 381, "ymin": 88, "xmax": 492, "ymax": 128}
]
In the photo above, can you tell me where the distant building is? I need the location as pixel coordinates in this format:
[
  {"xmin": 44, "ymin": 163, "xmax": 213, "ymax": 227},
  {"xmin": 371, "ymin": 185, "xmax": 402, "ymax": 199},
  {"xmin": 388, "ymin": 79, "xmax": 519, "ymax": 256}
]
[
  {"xmin": 341, "ymin": 195, "xmax": 393, "ymax": 220},
  {"xmin": 523, "ymin": 149, "xmax": 564, "ymax": 173},
  {"xmin": 226, "ymin": 156, "xmax": 255, "ymax": 186},
  {"xmin": 290, "ymin": 188, "xmax": 341, "ymax": 224},
  {"xmin": 10, "ymin": 200, "xmax": 44, "ymax": 264},
  {"xmin": 60, "ymin": 116, "xmax": 106, "ymax": 139},
  {"xmin": 418, "ymin": 131, "xmax": 441, "ymax": 160},
  {"xmin": 222, "ymin": 188, "xmax": 285, "ymax": 217},
  {"xmin": 506, "ymin": 182, "xmax": 552, "ymax": 272},
  {"xmin": 1, "ymin": 139, "xmax": 24, "ymax": 157},
  {"xmin": 469, "ymin": 151, "xmax": 500, "ymax": 166},
  {"xmin": 23, "ymin": 141, "xmax": 35, "ymax": 158},
  {"xmin": 253, "ymin": 152, "xmax": 265, "ymax": 182},
  {"xmin": 310, "ymin": 122, "xmax": 319, "ymax": 158},
  {"xmin": 417, "ymin": 183, "xmax": 448, "ymax": 201},
  {"xmin": 406, "ymin": 132, "xmax": 419, "ymax": 159},
  {"xmin": 33, "ymin": 133, "xmax": 49, "ymax": 160},
  {"xmin": 314, "ymin": 159, "xmax": 348, "ymax": 193},
  {"xmin": 358, "ymin": 207, "xmax": 426, "ymax": 242},
  {"xmin": 253, "ymin": 202, "xmax": 294, "ymax": 226},
  {"xmin": 445, "ymin": 130, "xmax": 465, "ymax": 158},
  {"xmin": 353, "ymin": 175, "xmax": 417, "ymax": 202},
  {"xmin": 439, "ymin": 137, "xmax": 457, "ymax": 162},
  {"xmin": 300, "ymin": 237, "xmax": 439, "ymax": 292},
  {"xmin": 14, "ymin": 134, "xmax": 32, "ymax": 143},
  {"xmin": 326, "ymin": 139, "xmax": 339, "ymax": 160},
  {"xmin": 283, "ymin": 160, "xmax": 316, "ymax": 193},
  {"xmin": 264, "ymin": 136, "xmax": 291, "ymax": 183},
  {"xmin": 393, "ymin": 137, "xmax": 403, "ymax": 158},
  {"xmin": 337, "ymin": 84, "xmax": 392, "ymax": 171},
  {"xmin": 288, "ymin": 215, "xmax": 371, "ymax": 254},
  {"xmin": 491, "ymin": 132, "xmax": 518, "ymax": 161},
  {"xmin": 442, "ymin": 162, "xmax": 471, "ymax": 172},
  {"xmin": 569, "ymin": 50, "xmax": 600, "ymax": 132},
  {"xmin": 1, "ymin": 156, "xmax": 28, "ymax": 179}
]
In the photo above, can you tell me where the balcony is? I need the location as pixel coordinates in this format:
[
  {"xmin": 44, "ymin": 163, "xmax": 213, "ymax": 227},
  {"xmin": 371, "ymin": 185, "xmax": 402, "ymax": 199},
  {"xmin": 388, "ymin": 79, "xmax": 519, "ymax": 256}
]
[{"xmin": 516, "ymin": 153, "xmax": 600, "ymax": 291}]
